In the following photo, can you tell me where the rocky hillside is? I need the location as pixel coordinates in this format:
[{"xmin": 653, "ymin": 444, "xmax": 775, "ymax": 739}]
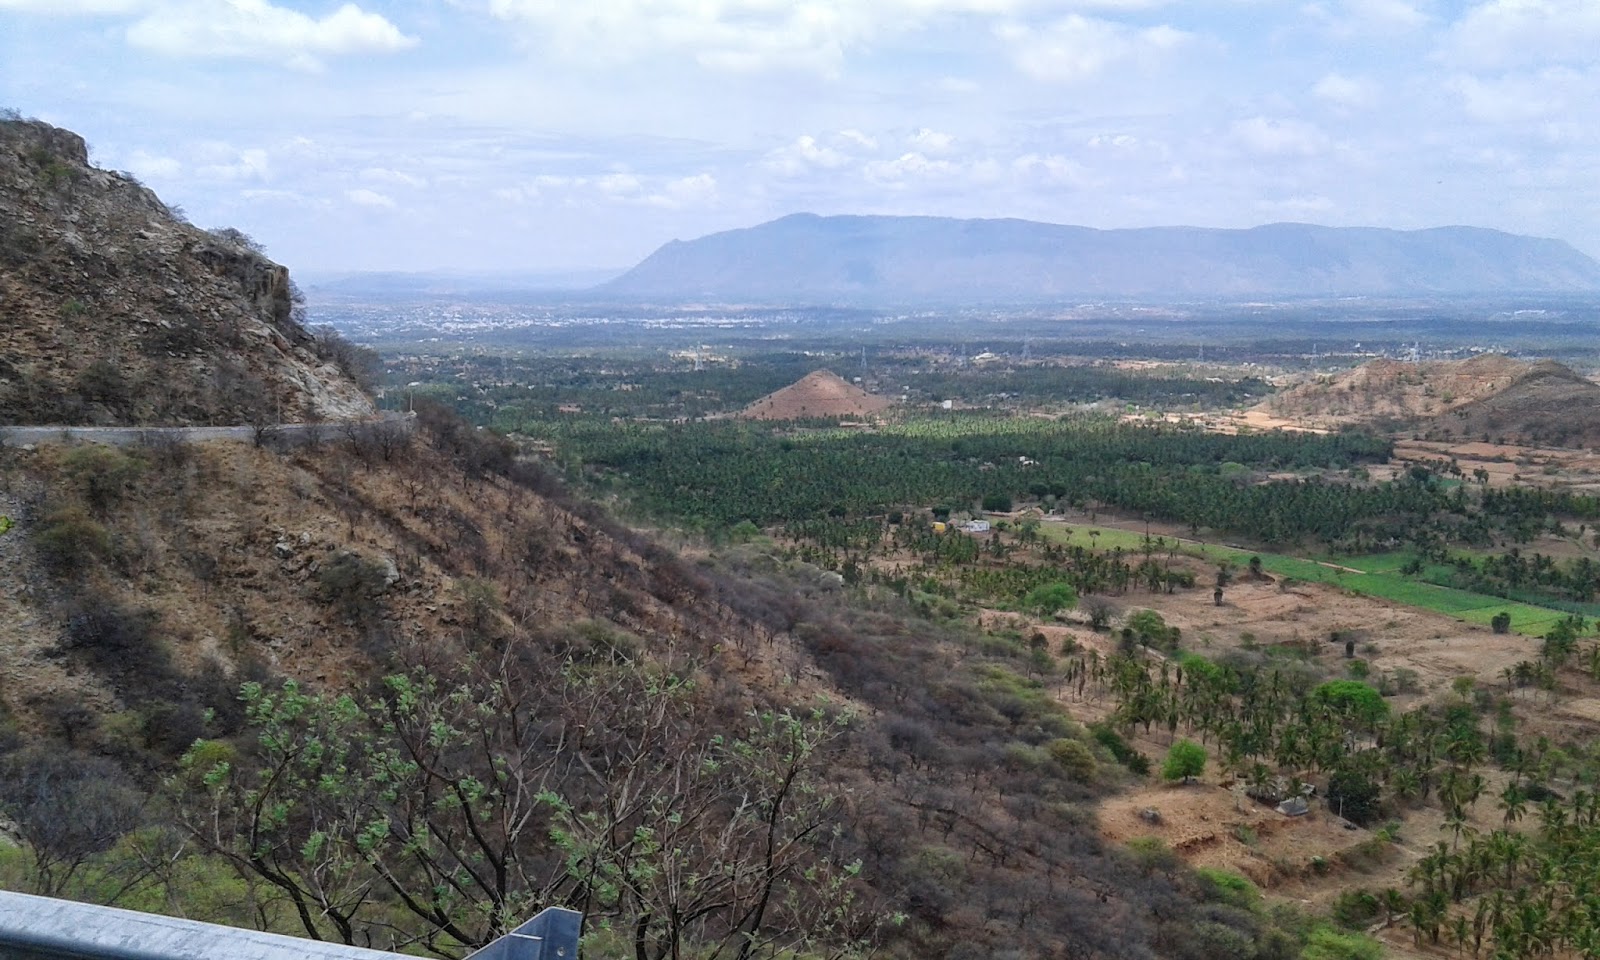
[
  {"xmin": 1422, "ymin": 361, "xmax": 1600, "ymax": 447},
  {"xmin": 601, "ymin": 214, "xmax": 1600, "ymax": 303},
  {"xmin": 1265, "ymin": 354, "xmax": 1532, "ymax": 424},
  {"xmin": 0, "ymin": 117, "xmax": 373, "ymax": 426},
  {"xmin": 1262, "ymin": 353, "xmax": 1600, "ymax": 446}
]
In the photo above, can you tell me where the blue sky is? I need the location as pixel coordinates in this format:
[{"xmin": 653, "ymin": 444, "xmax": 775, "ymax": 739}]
[{"xmin": 3, "ymin": 0, "xmax": 1598, "ymax": 275}]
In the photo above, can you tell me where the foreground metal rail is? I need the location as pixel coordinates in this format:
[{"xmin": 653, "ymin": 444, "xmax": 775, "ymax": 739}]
[{"xmin": 0, "ymin": 890, "xmax": 580, "ymax": 960}]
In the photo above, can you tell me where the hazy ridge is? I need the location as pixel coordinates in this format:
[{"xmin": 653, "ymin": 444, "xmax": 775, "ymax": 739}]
[{"xmin": 602, "ymin": 214, "xmax": 1600, "ymax": 303}]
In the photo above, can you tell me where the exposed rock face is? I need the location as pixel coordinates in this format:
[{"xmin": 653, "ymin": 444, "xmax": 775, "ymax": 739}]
[
  {"xmin": 0, "ymin": 117, "xmax": 374, "ymax": 426},
  {"xmin": 740, "ymin": 369, "xmax": 893, "ymax": 421}
]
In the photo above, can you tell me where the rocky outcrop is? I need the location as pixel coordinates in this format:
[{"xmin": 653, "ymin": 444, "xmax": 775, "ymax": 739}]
[{"xmin": 0, "ymin": 116, "xmax": 374, "ymax": 426}]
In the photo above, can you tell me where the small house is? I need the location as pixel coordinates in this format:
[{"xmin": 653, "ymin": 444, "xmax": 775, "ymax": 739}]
[
  {"xmin": 1276, "ymin": 797, "xmax": 1310, "ymax": 817},
  {"xmin": 963, "ymin": 520, "xmax": 991, "ymax": 533}
]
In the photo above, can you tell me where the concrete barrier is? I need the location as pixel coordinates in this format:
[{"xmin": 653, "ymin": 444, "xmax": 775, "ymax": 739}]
[{"xmin": 0, "ymin": 413, "xmax": 415, "ymax": 449}]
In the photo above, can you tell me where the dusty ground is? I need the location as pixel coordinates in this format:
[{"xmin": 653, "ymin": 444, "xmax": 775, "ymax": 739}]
[
  {"xmin": 959, "ymin": 521, "xmax": 1600, "ymax": 941},
  {"xmin": 1385, "ymin": 439, "xmax": 1600, "ymax": 496}
]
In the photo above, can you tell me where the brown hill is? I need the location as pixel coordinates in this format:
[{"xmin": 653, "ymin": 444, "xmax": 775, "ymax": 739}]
[
  {"xmin": 1423, "ymin": 361, "xmax": 1600, "ymax": 446},
  {"xmin": 0, "ymin": 117, "xmax": 373, "ymax": 426},
  {"xmin": 1261, "ymin": 353, "xmax": 1600, "ymax": 447},
  {"xmin": 740, "ymin": 368, "xmax": 893, "ymax": 420},
  {"xmin": 1264, "ymin": 353, "xmax": 1531, "ymax": 426}
]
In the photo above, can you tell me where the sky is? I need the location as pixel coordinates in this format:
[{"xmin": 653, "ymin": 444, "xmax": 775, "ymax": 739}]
[{"xmin": 3, "ymin": 0, "xmax": 1599, "ymax": 276}]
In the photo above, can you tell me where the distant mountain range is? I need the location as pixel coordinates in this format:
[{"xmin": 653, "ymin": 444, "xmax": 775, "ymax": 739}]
[{"xmin": 600, "ymin": 214, "xmax": 1600, "ymax": 303}]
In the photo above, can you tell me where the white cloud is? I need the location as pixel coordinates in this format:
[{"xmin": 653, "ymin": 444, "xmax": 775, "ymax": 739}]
[
  {"xmin": 864, "ymin": 151, "xmax": 960, "ymax": 184},
  {"xmin": 239, "ymin": 188, "xmax": 308, "ymax": 204},
  {"xmin": 997, "ymin": 14, "xmax": 1190, "ymax": 83},
  {"xmin": 596, "ymin": 172, "xmax": 644, "ymax": 199},
  {"xmin": 765, "ymin": 135, "xmax": 850, "ymax": 176},
  {"xmin": 646, "ymin": 173, "xmax": 718, "ymax": 209},
  {"xmin": 1312, "ymin": 72, "xmax": 1378, "ymax": 109},
  {"xmin": 124, "ymin": 149, "xmax": 181, "ymax": 179},
  {"xmin": 196, "ymin": 147, "xmax": 270, "ymax": 181},
  {"xmin": 936, "ymin": 76, "xmax": 982, "ymax": 93},
  {"xmin": 909, "ymin": 128, "xmax": 956, "ymax": 154},
  {"xmin": 126, "ymin": 0, "xmax": 416, "ymax": 69},
  {"xmin": 1303, "ymin": 0, "xmax": 1428, "ymax": 35},
  {"xmin": 362, "ymin": 167, "xmax": 427, "ymax": 188},
  {"xmin": 1013, "ymin": 152, "xmax": 1093, "ymax": 187},
  {"xmin": 1261, "ymin": 194, "xmax": 1337, "ymax": 216},
  {"xmin": 1341, "ymin": 0, "xmax": 1427, "ymax": 29},
  {"xmin": 1448, "ymin": 67, "xmax": 1594, "ymax": 123},
  {"xmin": 346, "ymin": 187, "xmax": 396, "ymax": 208},
  {"xmin": 1443, "ymin": 0, "xmax": 1600, "ymax": 70},
  {"xmin": 1231, "ymin": 116, "xmax": 1331, "ymax": 157},
  {"xmin": 838, "ymin": 129, "xmax": 879, "ymax": 151},
  {"xmin": 498, "ymin": 170, "xmax": 719, "ymax": 208},
  {"xmin": 485, "ymin": 0, "xmax": 1187, "ymax": 73},
  {"xmin": 0, "ymin": 0, "xmax": 143, "ymax": 12}
]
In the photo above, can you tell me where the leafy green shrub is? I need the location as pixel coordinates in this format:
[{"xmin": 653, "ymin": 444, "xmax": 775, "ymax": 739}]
[
  {"xmin": 1300, "ymin": 927, "xmax": 1381, "ymax": 960},
  {"xmin": 315, "ymin": 552, "xmax": 389, "ymax": 621},
  {"xmin": 1326, "ymin": 766, "xmax": 1382, "ymax": 825},
  {"xmin": 1309, "ymin": 680, "xmax": 1389, "ymax": 727},
  {"xmin": 54, "ymin": 596, "xmax": 177, "ymax": 701},
  {"xmin": 34, "ymin": 505, "xmax": 110, "ymax": 577},
  {"xmin": 1126, "ymin": 837, "xmax": 1180, "ymax": 875},
  {"xmin": 981, "ymin": 492, "xmax": 1013, "ymax": 512},
  {"xmin": 75, "ymin": 360, "xmax": 131, "ymax": 413},
  {"xmin": 61, "ymin": 445, "xmax": 145, "ymax": 515},
  {"xmin": 1091, "ymin": 723, "xmax": 1150, "ymax": 775},
  {"xmin": 1330, "ymin": 889, "xmax": 1381, "ymax": 929},
  {"xmin": 1197, "ymin": 867, "xmax": 1262, "ymax": 910},
  {"xmin": 1022, "ymin": 581, "xmax": 1077, "ymax": 617},
  {"xmin": 1047, "ymin": 738, "xmax": 1097, "ymax": 781}
]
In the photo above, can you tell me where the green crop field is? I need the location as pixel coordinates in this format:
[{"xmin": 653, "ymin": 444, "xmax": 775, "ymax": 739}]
[{"xmin": 1036, "ymin": 522, "xmax": 1580, "ymax": 637}]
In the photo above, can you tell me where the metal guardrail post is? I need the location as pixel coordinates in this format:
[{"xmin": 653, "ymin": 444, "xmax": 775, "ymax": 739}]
[{"xmin": 466, "ymin": 908, "xmax": 583, "ymax": 960}]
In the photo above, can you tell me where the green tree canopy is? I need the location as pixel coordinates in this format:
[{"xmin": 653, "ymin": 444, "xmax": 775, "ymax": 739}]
[
  {"xmin": 1162, "ymin": 739, "xmax": 1206, "ymax": 783},
  {"xmin": 1022, "ymin": 581, "xmax": 1078, "ymax": 617},
  {"xmin": 1310, "ymin": 680, "xmax": 1390, "ymax": 728}
]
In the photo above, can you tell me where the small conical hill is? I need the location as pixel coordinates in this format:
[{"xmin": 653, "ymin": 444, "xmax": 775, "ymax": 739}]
[{"xmin": 739, "ymin": 369, "xmax": 892, "ymax": 421}]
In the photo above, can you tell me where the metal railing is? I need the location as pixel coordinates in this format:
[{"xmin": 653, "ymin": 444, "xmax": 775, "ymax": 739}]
[{"xmin": 0, "ymin": 890, "xmax": 580, "ymax": 960}]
